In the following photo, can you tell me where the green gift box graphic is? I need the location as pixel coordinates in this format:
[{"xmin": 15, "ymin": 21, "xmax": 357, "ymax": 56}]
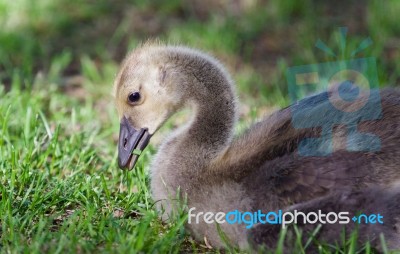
[{"xmin": 286, "ymin": 29, "xmax": 382, "ymax": 156}]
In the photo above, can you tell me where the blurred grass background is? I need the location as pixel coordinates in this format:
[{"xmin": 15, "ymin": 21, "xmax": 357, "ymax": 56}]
[
  {"xmin": 2, "ymin": 0, "xmax": 399, "ymax": 106},
  {"xmin": 0, "ymin": 0, "xmax": 399, "ymax": 253}
]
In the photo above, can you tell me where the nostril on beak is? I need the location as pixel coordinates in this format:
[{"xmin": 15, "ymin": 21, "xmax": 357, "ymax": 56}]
[{"xmin": 124, "ymin": 138, "xmax": 128, "ymax": 149}]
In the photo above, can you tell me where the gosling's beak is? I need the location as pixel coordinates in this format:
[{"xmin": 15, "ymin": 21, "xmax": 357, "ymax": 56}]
[{"xmin": 118, "ymin": 116, "xmax": 151, "ymax": 170}]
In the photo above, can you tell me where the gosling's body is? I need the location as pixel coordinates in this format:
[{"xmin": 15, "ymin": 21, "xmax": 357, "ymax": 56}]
[{"xmin": 114, "ymin": 43, "xmax": 400, "ymax": 251}]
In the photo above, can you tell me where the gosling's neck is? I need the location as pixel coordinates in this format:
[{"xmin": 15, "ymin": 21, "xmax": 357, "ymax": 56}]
[{"xmin": 166, "ymin": 47, "xmax": 237, "ymax": 160}]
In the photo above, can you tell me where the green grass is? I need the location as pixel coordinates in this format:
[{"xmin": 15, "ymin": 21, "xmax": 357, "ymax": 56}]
[
  {"xmin": 0, "ymin": 71, "xmax": 190, "ymax": 253},
  {"xmin": 1, "ymin": 0, "xmax": 400, "ymax": 253}
]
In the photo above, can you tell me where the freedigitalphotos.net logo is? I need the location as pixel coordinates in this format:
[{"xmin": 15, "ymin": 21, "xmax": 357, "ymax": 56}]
[
  {"xmin": 188, "ymin": 207, "xmax": 384, "ymax": 229},
  {"xmin": 287, "ymin": 27, "xmax": 382, "ymax": 156}
]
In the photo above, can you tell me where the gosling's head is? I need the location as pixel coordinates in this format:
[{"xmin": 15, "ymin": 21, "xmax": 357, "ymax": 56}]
[{"xmin": 113, "ymin": 44, "xmax": 185, "ymax": 170}]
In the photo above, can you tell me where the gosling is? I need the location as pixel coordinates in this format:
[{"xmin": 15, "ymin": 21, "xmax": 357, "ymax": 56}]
[{"xmin": 113, "ymin": 43, "xmax": 400, "ymax": 251}]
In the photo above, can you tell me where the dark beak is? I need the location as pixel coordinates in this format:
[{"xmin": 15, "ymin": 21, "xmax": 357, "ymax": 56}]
[{"xmin": 118, "ymin": 116, "xmax": 151, "ymax": 170}]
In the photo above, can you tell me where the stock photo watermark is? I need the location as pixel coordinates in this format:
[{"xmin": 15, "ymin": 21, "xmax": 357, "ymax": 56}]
[
  {"xmin": 287, "ymin": 27, "xmax": 382, "ymax": 156},
  {"xmin": 188, "ymin": 207, "xmax": 384, "ymax": 229}
]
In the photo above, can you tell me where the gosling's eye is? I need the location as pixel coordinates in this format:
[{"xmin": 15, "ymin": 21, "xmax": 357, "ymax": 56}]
[{"xmin": 128, "ymin": 92, "xmax": 141, "ymax": 104}]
